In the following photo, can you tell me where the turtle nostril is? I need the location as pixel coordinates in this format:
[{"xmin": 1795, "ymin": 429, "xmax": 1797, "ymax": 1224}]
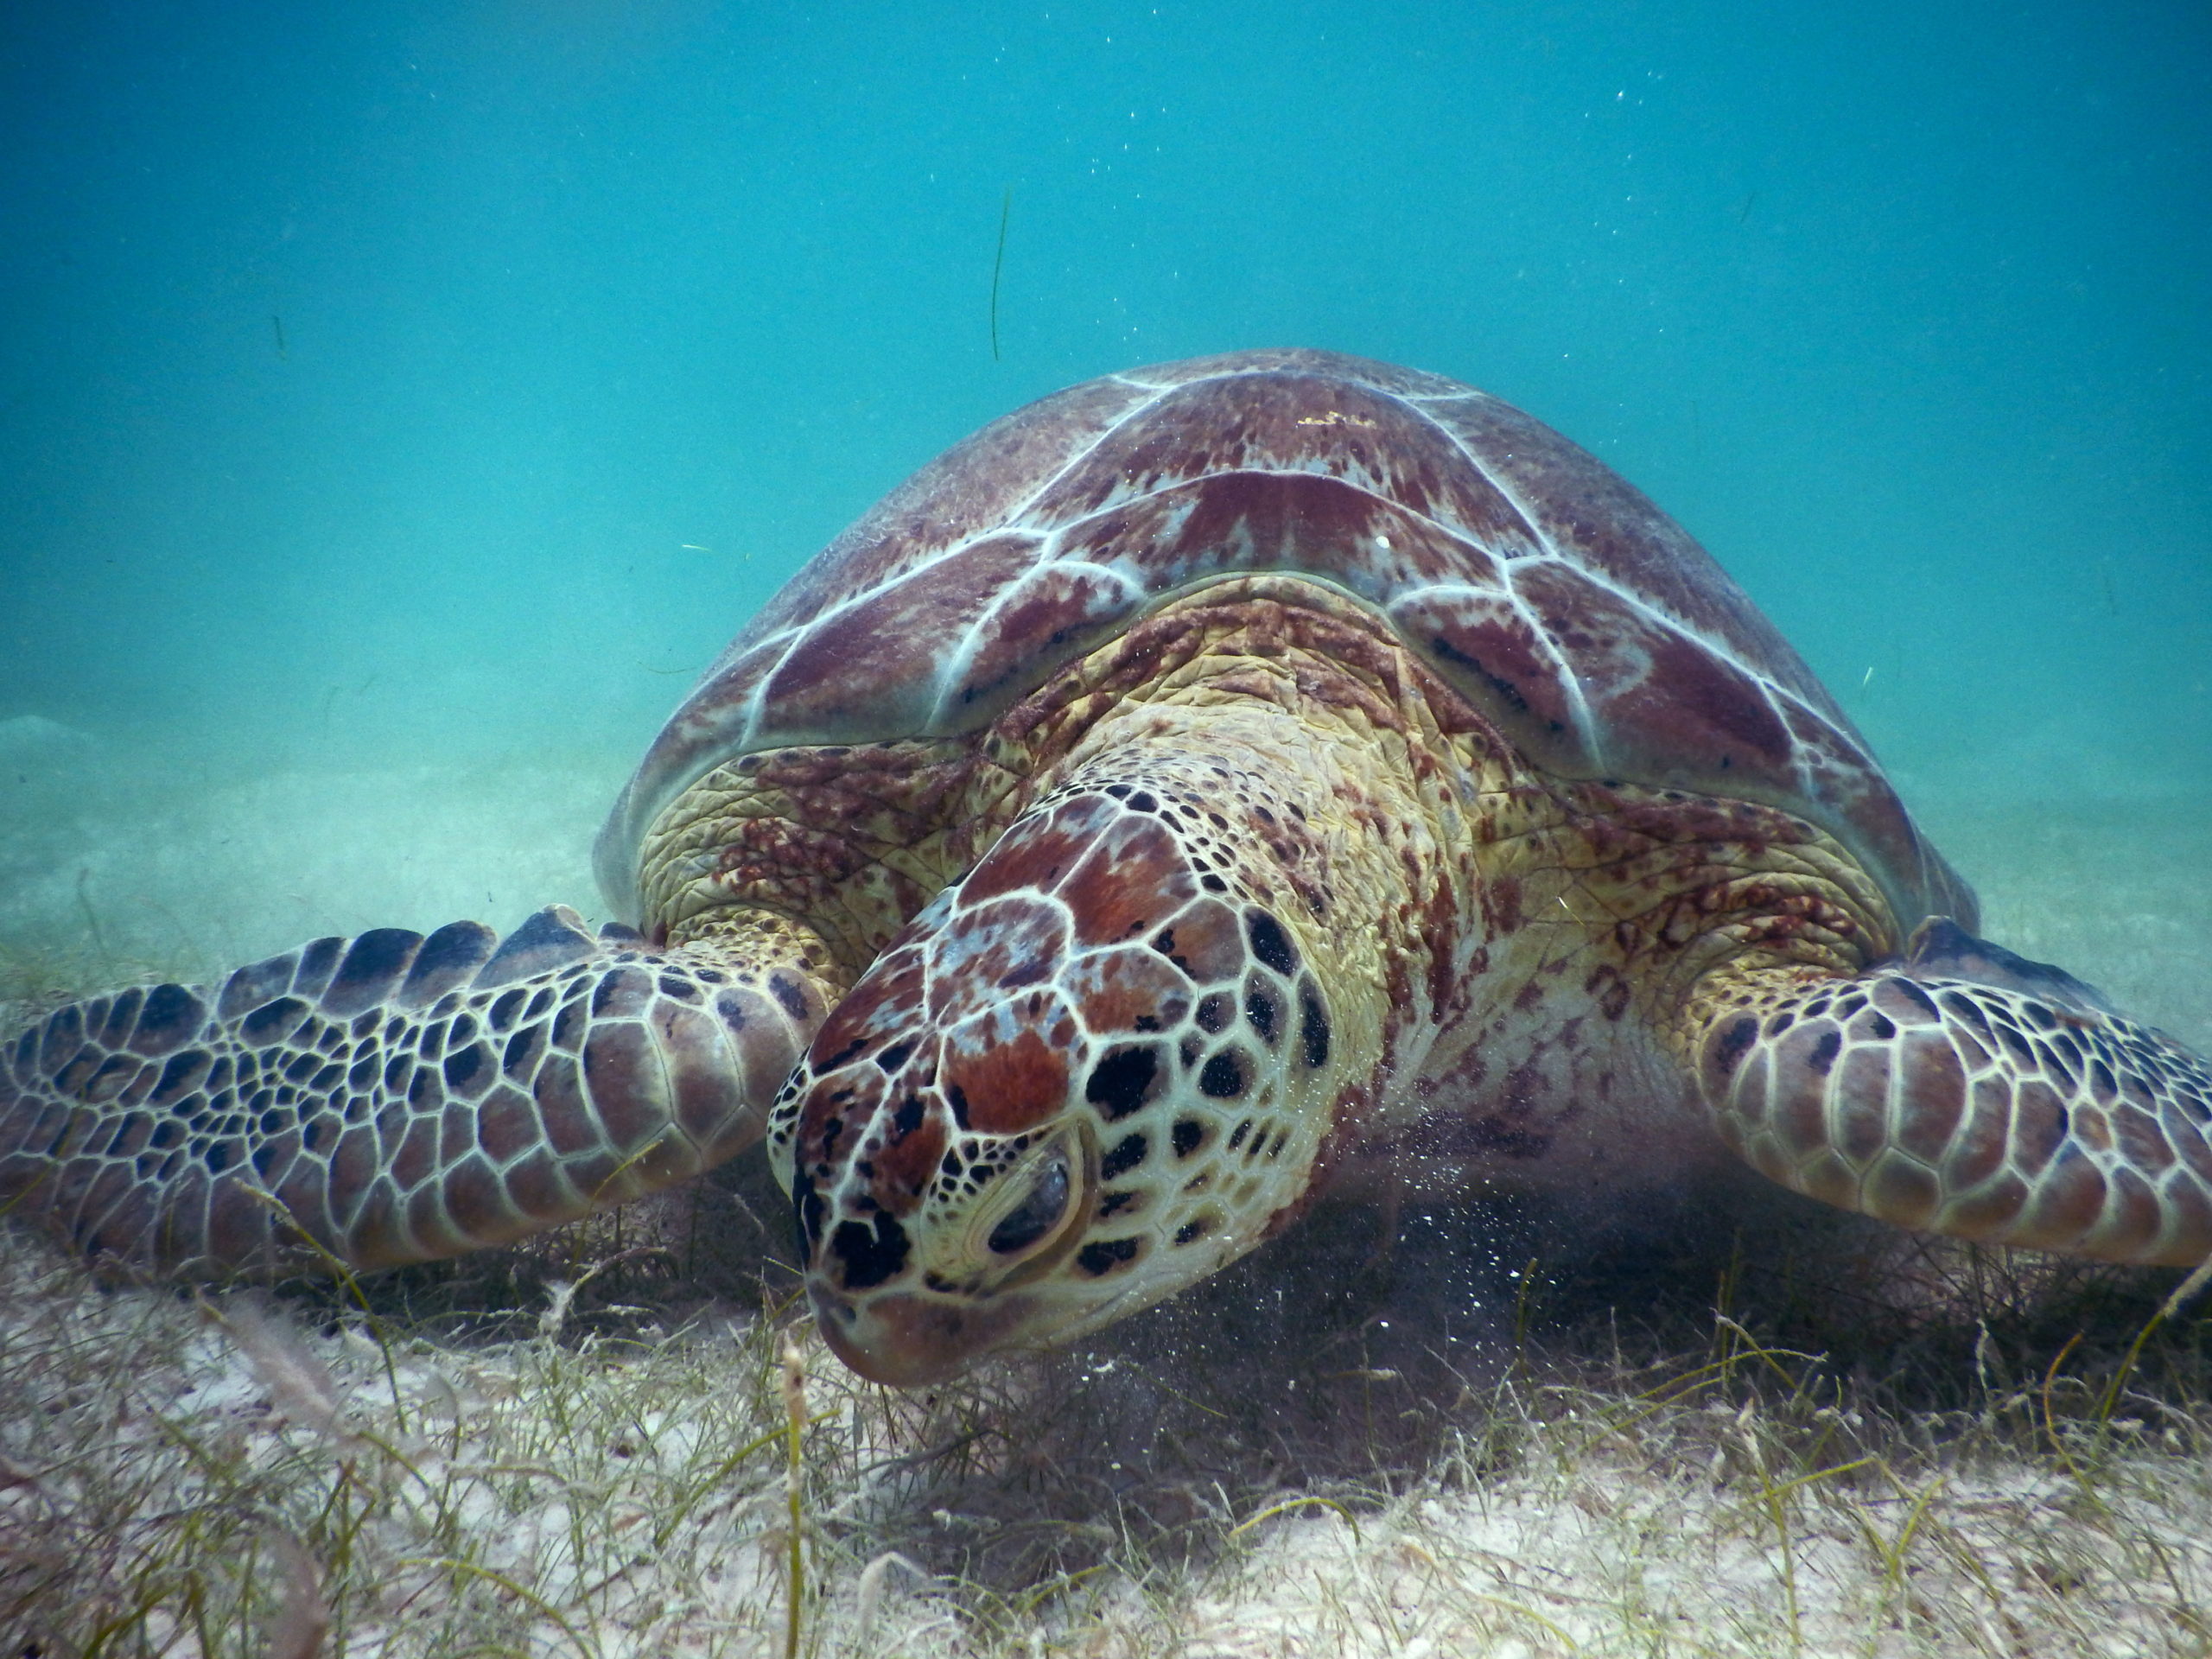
[
  {"xmin": 987, "ymin": 1149, "xmax": 1071, "ymax": 1255},
  {"xmin": 830, "ymin": 1213, "xmax": 911, "ymax": 1289}
]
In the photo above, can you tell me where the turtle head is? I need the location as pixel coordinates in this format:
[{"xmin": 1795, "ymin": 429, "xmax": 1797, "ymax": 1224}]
[{"xmin": 766, "ymin": 782, "xmax": 1339, "ymax": 1385}]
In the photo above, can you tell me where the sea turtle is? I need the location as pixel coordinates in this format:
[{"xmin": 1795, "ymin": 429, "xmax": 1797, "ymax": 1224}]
[{"xmin": 5, "ymin": 349, "xmax": 2209, "ymax": 1386}]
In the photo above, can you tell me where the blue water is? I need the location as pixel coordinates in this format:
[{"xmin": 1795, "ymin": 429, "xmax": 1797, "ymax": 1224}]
[{"xmin": 0, "ymin": 1, "xmax": 2205, "ymax": 810}]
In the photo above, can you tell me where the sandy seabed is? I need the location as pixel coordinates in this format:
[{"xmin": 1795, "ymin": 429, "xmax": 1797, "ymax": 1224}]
[{"xmin": 2, "ymin": 715, "xmax": 2209, "ymax": 1656}]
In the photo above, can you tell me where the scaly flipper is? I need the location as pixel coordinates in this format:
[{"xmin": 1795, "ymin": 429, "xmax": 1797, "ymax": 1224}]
[
  {"xmin": 1688, "ymin": 918, "xmax": 2212, "ymax": 1264},
  {"xmin": 0, "ymin": 906, "xmax": 834, "ymax": 1277}
]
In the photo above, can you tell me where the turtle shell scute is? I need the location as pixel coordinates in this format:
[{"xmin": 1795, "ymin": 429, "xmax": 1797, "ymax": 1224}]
[{"xmin": 600, "ymin": 348, "xmax": 1972, "ymax": 934}]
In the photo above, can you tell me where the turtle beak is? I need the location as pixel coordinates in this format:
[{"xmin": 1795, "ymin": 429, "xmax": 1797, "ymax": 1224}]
[{"xmin": 808, "ymin": 1283, "xmax": 1041, "ymax": 1387}]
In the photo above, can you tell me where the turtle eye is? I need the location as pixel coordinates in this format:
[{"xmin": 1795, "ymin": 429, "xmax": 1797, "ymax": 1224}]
[{"xmin": 988, "ymin": 1147, "xmax": 1072, "ymax": 1256}]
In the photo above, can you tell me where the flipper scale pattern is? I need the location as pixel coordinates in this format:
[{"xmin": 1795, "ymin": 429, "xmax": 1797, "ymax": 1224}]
[
  {"xmin": 1698, "ymin": 931, "xmax": 2212, "ymax": 1266},
  {"xmin": 0, "ymin": 906, "xmax": 823, "ymax": 1277}
]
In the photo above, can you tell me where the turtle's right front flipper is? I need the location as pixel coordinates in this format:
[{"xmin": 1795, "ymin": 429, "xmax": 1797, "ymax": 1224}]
[{"xmin": 0, "ymin": 906, "xmax": 835, "ymax": 1278}]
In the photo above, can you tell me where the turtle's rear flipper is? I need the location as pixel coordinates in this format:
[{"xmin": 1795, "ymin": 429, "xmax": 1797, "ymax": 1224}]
[
  {"xmin": 1688, "ymin": 918, "xmax": 2212, "ymax": 1266},
  {"xmin": 0, "ymin": 906, "xmax": 830, "ymax": 1279}
]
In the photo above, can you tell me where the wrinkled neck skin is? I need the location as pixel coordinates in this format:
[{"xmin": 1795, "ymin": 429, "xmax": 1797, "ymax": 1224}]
[{"xmin": 769, "ymin": 612, "xmax": 1483, "ymax": 1384}]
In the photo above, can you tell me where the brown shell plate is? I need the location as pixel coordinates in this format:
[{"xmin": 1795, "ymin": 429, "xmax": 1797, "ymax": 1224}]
[{"xmin": 599, "ymin": 349, "xmax": 1971, "ymax": 935}]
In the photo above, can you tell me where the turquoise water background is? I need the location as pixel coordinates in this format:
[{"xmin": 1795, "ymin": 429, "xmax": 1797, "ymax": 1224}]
[{"xmin": 1, "ymin": 1, "xmax": 2206, "ymax": 810}]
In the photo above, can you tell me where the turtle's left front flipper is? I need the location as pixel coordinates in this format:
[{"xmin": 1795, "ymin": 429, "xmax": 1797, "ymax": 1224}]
[
  {"xmin": 0, "ymin": 906, "xmax": 833, "ymax": 1280},
  {"xmin": 1683, "ymin": 918, "xmax": 2212, "ymax": 1265}
]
